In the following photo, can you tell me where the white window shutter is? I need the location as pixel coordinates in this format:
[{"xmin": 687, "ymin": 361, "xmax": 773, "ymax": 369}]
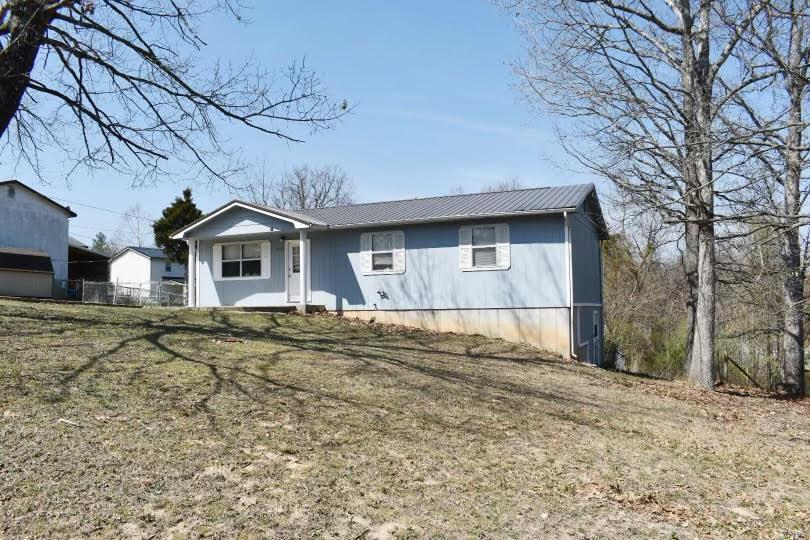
[
  {"xmin": 393, "ymin": 231, "xmax": 405, "ymax": 273},
  {"xmin": 261, "ymin": 241, "xmax": 271, "ymax": 279},
  {"xmin": 459, "ymin": 226, "xmax": 473, "ymax": 270},
  {"xmin": 360, "ymin": 233, "xmax": 372, "ymax": 274},
  {"xmin": 213, "ymin": 244, "xmax": 223, "ymax": 281},
  {"xmin": 496, "ymin": 223, "xmax": 510, "ymax": 269}
]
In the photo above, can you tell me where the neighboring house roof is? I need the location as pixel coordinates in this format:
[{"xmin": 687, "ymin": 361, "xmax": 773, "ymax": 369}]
[
  {"xmin": 0, "ymin": 179, "xmax": 78, "ymax": 218},
  {"xmin": 68, "ymin": 243, "xmax": 109, "ymax": 261},
  {"xmin": 0, "ymin": 247, "xmax": 54, "ymax": 273},
  {"xmin": 68, "ymin": 236, "xmax": 88, "ymax": 249},
  {"xmin": 111, "ymin": 246, "xmax": 169, "ymax": 261},
  {"xmin": 172, "ymin": 183, "xmax": 607, "ymax": 238}
]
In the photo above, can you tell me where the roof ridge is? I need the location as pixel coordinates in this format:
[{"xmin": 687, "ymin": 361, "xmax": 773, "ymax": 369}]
[{"xmin": 300, "ymin": 184, "xmax": 587, "ymax": 212}]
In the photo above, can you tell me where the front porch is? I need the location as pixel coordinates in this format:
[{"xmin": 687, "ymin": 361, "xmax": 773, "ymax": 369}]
[{"xmin": 172, "ymin": 200, "xmax": 328, "ymax": 313}]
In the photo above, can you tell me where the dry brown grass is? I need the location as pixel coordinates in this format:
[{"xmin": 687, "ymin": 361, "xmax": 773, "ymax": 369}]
[{"xmin": 1, "ymin": 299, "xmax": 808, "ymax": 538}]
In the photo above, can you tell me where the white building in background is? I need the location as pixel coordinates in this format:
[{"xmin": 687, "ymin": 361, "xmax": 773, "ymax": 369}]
[{"xmin": 109, "ymin": 247, "xmax": 186, "ymax": 285}]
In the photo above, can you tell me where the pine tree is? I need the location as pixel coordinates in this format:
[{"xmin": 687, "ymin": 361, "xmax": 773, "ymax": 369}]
[
  {"xmin": 90, "ymin": 232, "xmax": 113, "ymax": 255},
  {"xmin": 153, "ymin": 189, "xmax": 203, "ymax": 265}
]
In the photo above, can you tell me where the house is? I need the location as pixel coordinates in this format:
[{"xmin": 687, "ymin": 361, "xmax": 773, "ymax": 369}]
[
  {"xmin": 0, "ymin": 180, "xmax": 77, "ymax": 298},
  {"xmin": 109, "ymin": 246, "xmax": 186, "ymax": 285},
  {"xmin": 171, "ymin": 184, "xmax": 607, "ymax": 363}
]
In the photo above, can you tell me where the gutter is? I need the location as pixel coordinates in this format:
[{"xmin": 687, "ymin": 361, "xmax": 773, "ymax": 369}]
[
  {"xmin": 564, "ymin": 211, "xmax": 577, "ymax": 360},
  {"xmin": 315, "ymin": 207, "xmax": 580, "ymax": 231}
]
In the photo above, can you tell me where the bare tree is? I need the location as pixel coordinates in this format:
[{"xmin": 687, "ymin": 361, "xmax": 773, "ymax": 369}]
[
  {"xmin": 241, "ymin": 163, "xmax": 354, "ymax": 209},
  {"xmin": 482, "ymin": 176, "xmax": 524, "ymax": 192},
  {"xmin": 447, "ymin": 177, "xmax": 525, "ymax": 195},
  {"xmin": 111, "ymin": 203, "xmax": 152, "ymax": 248},
  {"xmin": 720, "ymin": 0, "xmax": 810, "ymax": 395},
  {"xmin": 509, "ymin": 0, "xmax": 768, "ymax": 389},
  {"xmin": 0, "ymin": 1, "xmax": 346, "ymax": 184}
]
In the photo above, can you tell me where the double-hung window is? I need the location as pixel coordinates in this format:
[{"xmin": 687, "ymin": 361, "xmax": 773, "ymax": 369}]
[
  {"xmin": 214, "ymin": 241, "xmax": 270, "ymax": 280},
  {"xmin": 471, "ymin": 225, "xmax": 497, "ymax": 268},
  {"xmin": 371, "ymin": 232, "xmax": 395, "ymax": 271},
  {"xmin": 459, "ymin": 223, "xmax": 510, "ymax": 271},
  {"xmin": 222, "ymin": 243, "xmax": 261, "ymax": 277},
  {"xmin": 360, "ymin": 231, "xmax": 405, "ymax": 275}
]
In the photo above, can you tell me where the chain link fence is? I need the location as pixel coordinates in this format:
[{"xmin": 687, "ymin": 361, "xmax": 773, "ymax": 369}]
[{"xmin": 82, "ymin": 280, "xmax": 186, "ymax": 307}]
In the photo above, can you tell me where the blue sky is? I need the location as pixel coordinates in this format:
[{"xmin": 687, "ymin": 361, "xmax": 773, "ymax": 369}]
[{"xmin": 5, "ymin": 1, "xmax": 593, "ymax": 247}]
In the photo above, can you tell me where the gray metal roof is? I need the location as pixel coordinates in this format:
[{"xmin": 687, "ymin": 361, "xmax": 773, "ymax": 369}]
[
  {"xmin": 293, "ymin": 183, "xmax": 597, "ymax": 227},
  {"xmin": 172, "ymin": 183, "xmax": 606, "ymax": 239},
  {"xmin": 117, "ymin": 246, "xmax": 167, "ymax": 259}
]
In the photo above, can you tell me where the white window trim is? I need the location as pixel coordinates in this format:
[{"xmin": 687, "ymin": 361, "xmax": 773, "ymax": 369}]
[
  {"xmin": 460, "ymin": 223, "xmax": 510, "ymax": 272},
  {"xmin": 215, "ymin": 240, "xmax": 268, "ymax": 281},
  {"xmin": 361, "ymin": 231, "xmax": 405, "ymax": 275}
]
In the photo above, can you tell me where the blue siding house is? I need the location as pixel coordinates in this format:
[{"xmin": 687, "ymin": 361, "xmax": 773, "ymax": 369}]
[{"xmin": 172, "ymin": 184, "xmax": 607, "ymax": 363}]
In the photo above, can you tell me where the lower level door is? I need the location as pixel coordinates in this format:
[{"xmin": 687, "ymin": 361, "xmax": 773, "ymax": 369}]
[
  {"xmin": 591, "ymin": 311, "xmax": 601, "ymax": 365},
  {"xmin": 285, "ymin": 240, "xmax": 311, "ymax": 303}
]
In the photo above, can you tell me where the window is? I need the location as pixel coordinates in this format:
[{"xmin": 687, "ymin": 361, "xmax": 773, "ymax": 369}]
[
  {"xmin": 360, "ymin": 231, "xmax": 405, "ymax": 274},
  {"xmin": 459, "ymin": 224, "xmax": 510, "ymax": 271},
  {"xmin": 371, "ymin": 232, "xmax": 394, "ymax": 271},
  {"xmin": 221, "ymin": 242, "xmax": 262, "ymax": 278},
  {"xmin": 472, "ymin": 226, "xmax": 497, "ymax": 268},
  {"xmin": 165, "ymin": 261, "xmax": 172, "ymax": 272}
]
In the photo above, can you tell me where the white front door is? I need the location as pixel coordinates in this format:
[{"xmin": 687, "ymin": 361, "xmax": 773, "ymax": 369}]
[
  {"xmin": 285, "ymin": 240, "xmax": 310, "ymax": 303},
  {"xmin": 286, "ymin": 241, "xmax": 301, "ymax": 302}
]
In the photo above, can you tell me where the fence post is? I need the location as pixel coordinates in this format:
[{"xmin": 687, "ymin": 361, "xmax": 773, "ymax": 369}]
[{"xmin": 112, "ymin": 281, "xmax": 118, "ymax": 305}]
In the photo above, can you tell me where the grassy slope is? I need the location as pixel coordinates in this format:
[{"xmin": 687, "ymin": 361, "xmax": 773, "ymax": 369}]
[{"xmin": 0, "ymin": 299, "xmax": 808, "ymax": 538}]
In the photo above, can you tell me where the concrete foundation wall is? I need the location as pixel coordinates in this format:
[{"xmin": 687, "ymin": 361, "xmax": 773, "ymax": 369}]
[{"xmin": 343, "ymin": 307, "xmax": 570, "ymax": 356}]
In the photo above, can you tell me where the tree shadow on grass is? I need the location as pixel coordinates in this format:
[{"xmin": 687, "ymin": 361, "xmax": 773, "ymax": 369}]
[{"xmin": 1, "ymin": 303, "xmax": 707, "ymax": 435}]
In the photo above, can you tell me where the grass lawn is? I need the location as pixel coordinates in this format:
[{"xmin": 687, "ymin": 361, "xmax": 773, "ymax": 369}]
[{"xmin": 1, "ymin": 299, "xmax": 808, "ymax": 538}]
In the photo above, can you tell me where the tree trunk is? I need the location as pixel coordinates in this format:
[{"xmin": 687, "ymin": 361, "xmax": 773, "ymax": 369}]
[
  {"xmin": 685, "ymin": 1, "xmax": 716, "ymax": 389},
  {"xmin": 690, "ymin": 217, "xmax": 716, "ymax": 388},
  {"xmin": 683, "ymin": 196, "xmax": 699, "ymax": 369},
  {"xmin": 0, "ymin": 2, "xmax": 54, "ymax": 137},
  {"xmin": 780, "ymin": 4, "xmax": 806, "ymax": 397}
]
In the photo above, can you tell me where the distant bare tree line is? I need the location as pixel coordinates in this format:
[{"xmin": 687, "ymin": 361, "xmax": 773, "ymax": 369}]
[{"xmin": 239, "ymin": 163, "xmax": 355, "ymax": 210}]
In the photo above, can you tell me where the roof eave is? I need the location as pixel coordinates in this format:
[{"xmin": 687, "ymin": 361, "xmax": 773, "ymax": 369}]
[{"xmin": 318, "ymin": 207, "xmax": 580, "ymax": 230}]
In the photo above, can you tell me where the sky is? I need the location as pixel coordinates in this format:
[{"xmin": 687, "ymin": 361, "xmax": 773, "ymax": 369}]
[{"xmin": 3, "ymin": 1, "xmax": 595, "ymax": 248}]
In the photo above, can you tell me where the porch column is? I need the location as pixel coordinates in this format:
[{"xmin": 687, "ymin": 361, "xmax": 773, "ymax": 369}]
[
  {"xmin": 298, "ymin": 229, "xmax": 308, "ymax": 313},
  {"xmin": 187, "ymin": 239, "xmax": 197, "ymax": 308}
]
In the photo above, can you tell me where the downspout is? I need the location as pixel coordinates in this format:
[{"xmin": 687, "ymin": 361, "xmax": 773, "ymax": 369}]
[
  {"xmin": 194, "ymin": 240, "xmax": 200, "ymax": 307},
  {"xmin": 564, "ymin": 211, "xmax": 577, "ymax": 359}
]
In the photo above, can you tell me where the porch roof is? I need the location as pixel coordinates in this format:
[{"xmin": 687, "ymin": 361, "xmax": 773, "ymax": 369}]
[{"xmin": 171, "ymin": 201, "xmax": 327, "ymax": 239}]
